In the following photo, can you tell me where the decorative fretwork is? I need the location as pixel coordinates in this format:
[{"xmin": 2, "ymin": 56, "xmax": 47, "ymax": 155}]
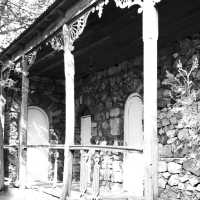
[
  {"xmin": 26, "ymin": 50, "xmax": 38, "ymax": 67},
  {"xmin": 93, "ymin": 0, "xmax": 109, "ymax": 18},
  {"xmin": 49, "ymin": 31, "xmax": 64, "ymax": 51},
  {"xmin": 113, "ymin": 0, "xmax": 161, "ymax": 13},
  {"xmin": 114, "ymin": 0, "xmax": 143, "ymax": 11},
  {"xmin": 69, "ymin": 11, "xmax": 91, "ymax": 42}
]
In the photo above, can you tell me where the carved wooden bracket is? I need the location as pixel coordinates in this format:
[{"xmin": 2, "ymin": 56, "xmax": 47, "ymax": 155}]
[{"xmin": 69, "ymin": 11, "xmax": 91, "ymax": 42}]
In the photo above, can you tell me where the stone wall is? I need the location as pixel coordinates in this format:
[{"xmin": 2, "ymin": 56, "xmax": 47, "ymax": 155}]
[
  {"xmin": 74, "ymin": 60, "xmax": 143, "ymax": 188},
  {"xmin": 75, "ymin": 59, "xmax": 143, "ymax": 143},
  {"xmin": 158, "ymin": 102, "xmax": 200, "ymax": 200},
  {"xmin": 157, "ymin": 34, "xmax": 200, "ymax": 200}
]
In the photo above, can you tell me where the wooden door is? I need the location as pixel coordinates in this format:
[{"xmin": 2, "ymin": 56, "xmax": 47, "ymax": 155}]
[
  {"xmin": 123, "ymin": 93, "xmax": 144, "ymax": 197},
  {"xmin": 27, "ymin": 106, "xmax": 49, "ymax": 184}
]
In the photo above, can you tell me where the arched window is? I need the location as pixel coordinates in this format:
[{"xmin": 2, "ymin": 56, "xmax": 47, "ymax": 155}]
[
  {"xmin": 123, "ymin": 93, "xmax": 144, "ymax": 197},
  {"xmin": 124, "ymin": 93, "xmax": 143, "ymax": 148},
  {"xmin": 27, "ymin": 106, "xmax": 49, "ymax": 184}
]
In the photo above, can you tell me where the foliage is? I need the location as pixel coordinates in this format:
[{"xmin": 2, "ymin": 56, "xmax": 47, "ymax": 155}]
[
  {"xmin": 162, "ymin": 55, "xmax": 200, "ymax": 159},
  {"xmin": 162, "ymin": 55, "xmax": 199, "ymax": 106},
  {"xmin": 0, "ymin": 0, "xmax": 55, "ymax": 51},
  {"xmin": 0, "ymin": 60, "xmax": 20, "ymax": 89}
]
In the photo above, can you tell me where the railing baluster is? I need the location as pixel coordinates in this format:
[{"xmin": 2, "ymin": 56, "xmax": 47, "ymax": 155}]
[
  {"xmin": 92, "ymin": 151, "xmax": 100, "ymax": 200},
  {"xmin": 80, "ymin": 150, "xmax": 89, "ymax": 198},
  {"xmin": 53, "ymin": 151, "xmax": 59, "ymax": 187}
]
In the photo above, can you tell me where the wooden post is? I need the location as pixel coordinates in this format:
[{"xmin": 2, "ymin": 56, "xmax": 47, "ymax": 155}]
[
  {"xmin": 18, "ymin": 56, "xmax": 29, "ymax": 188},
  {"xmin": 0, "ymin": 95, "xmax": 5, "ymax": 190},
  {"xmin": 143, "ymin": 1, "xmax": 158, "ymax": 200},
  {"xmin": 61, "ymin": 25, "xmax": 75, "ymax": 200}
]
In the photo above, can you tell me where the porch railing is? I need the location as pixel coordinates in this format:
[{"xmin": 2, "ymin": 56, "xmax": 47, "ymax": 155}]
[
  {"xmin": 70, "ymin": 145, "xmax": 143, "ymax": 199},
  {"xmin": 4, "ymin": 144, "xmax": 143, "ymax": 199},
  {"xmin": 3, "ymin": 144, "xmax": 65, "ymax": 186}
]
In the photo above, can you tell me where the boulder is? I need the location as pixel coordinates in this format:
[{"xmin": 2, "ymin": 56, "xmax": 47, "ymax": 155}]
[
  {"xmin": 162, "ymin": 172, "xmax": 171, "ymax": 179},
  {"xmin": 178, "ymin": 182, "xmax": 185, "ymax": 190},
  {"xmin": 110, "ymin": 118, "xmax": 121, "ymax": 136},
  {"xmin": 168, "ymin": 162, "xmax": 182, "ymax": 174},
  {"xmin": 168, "ymin": 174, "xmax": 179, "ymax": 186},
  {"xmin": 185, "ymin": 183, "xmax": 195, "ymax": 191},
  {"xmin": 183, "ymin": 159, "xmax": 200, "ymax": 176},
  {"xmin": 110, "ymin": 108, "xmax": 121, "ymax": 117},
  {"xmin": 195, "ymin": 184, "xmax": 200, "ymax": 192},
  {"xmin": 179, "ymin": 174, "xmax": 189, "ymax": 183},
  {"xmin": 159, "ymin": 161, "xmax": 168, "ymax": 172},
  {"xmin": 189, "ymin": 176, "xmax": 200, "ymax": 186},
  {"xmin": 159, "ymin": 177, "xmax": 167, "ymax": 189}
]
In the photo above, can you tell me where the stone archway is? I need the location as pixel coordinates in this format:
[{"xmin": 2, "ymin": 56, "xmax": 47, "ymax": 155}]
[
  {"xmin": 26, "ymin": 106, "xmax": 49, "ymax": 184},
  {"xmin": 123, "ymin": 93, "xmax": 144, "ymax": 197}
]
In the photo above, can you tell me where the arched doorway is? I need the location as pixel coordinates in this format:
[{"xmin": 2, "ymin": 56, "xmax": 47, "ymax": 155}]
[
  {"xmin": 26, "ymin": 106, "xmax": 49, "ymax": 184},
  {"xmin": 123, "ymin": 93, "xmax": 144, "ymax": 197}
]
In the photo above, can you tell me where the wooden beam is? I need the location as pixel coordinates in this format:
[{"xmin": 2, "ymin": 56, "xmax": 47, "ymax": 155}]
[
  {"xmin": 1, "ymin": 0, "xmax": 99, "ymax": 63},
  {"xmin": 18, "ymin": 56, "xmax": 29, "ymax": 188},
  {"xmin": 60, "ymin": 25, "xmax": 75, "ymax": 200},
  {"xmin": 143, "ymin": 1, "xmax": 158, "ymax": 200}
]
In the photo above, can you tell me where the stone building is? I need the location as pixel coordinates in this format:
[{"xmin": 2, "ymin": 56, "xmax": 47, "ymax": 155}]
[{"xmin": 1, "ymin": 0, "xmax": 200, "ymax": 200}]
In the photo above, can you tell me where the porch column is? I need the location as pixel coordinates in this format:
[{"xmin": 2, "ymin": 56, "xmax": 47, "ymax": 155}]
[
  {"xmin": 143, "ymin": 1, "xmax": 158, "ymax": 200},
  {"xmin": 18, "ymin": 56, "xmax": 29, "ymax": 188},
  {"xmin": 0, "ymin": 95, "xmax": 5, "ymax": 190},
  {"xmin": 61, "ymin": 25, "xmax": 75, "ymax": 200}
]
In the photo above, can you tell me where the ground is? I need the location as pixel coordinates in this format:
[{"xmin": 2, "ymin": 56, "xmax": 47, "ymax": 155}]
[{"xmin": 0, "ymin": 187, "xmax": 59, "ymax": 200}]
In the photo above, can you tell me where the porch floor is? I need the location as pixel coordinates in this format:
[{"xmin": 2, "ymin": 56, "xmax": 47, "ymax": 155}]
[
  {"xmin": 0, "ymin": 187, "xmax": 58, "ymax": 200},
  {"xmin": 0, "ymin": 182, "xmax": 144, "ymax": 200}
]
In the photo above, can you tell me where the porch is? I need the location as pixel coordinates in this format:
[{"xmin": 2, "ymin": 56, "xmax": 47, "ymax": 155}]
[
  {"xmin": 1, "ymin": 0, "xmax": 200, "ymax": 200},
  {"xmin": 3, "ymin": 143, "xmax": 143, "ymax": 199}
]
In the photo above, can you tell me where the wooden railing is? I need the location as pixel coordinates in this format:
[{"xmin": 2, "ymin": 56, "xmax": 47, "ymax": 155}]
[
  {"xmin": 69, "ymin": 145, "xmax": 143, "ymax": 199},
  {"xmin": 4, "ymin": 144, "xmax": 65, "ymax": 149},
  {"xmin": 3, "ymin": 144, "xmax": 65, "ymax": 186},
  {"xmin": 4, "ymin": 144, "xmax": 143, "ymax": 199}
]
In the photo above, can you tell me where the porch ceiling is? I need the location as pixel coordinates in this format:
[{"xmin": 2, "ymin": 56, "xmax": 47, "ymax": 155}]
[{"xmin": 29, "ymin": 0, "xmax": 200, "ymax": 80}]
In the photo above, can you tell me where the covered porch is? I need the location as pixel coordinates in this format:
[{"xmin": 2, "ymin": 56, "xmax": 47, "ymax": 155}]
[{"xmin": 1, "ymin": 0, "xmax": 200, "ymax": 200}]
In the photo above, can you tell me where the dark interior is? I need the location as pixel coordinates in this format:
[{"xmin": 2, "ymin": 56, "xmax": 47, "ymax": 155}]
[{"xmin": 27, "ymin": 0, "xmax": 200, "ymax": 80}]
